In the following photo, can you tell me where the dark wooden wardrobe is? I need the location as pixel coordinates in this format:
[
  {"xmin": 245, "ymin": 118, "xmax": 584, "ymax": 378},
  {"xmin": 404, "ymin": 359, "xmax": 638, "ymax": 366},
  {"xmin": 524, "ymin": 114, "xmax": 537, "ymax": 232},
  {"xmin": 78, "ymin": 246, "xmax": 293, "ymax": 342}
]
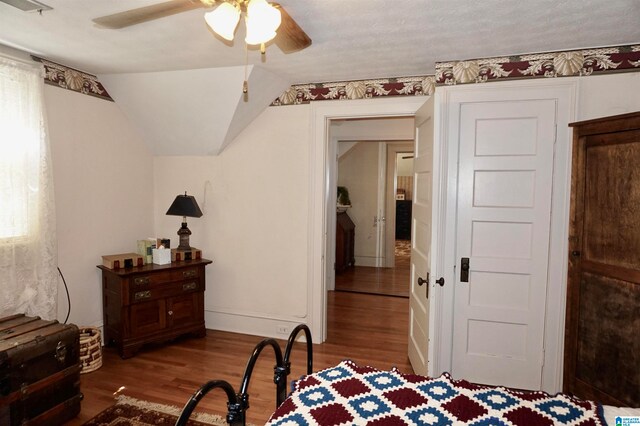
[{"xmin": 564, "ymin": 111, "xmax": 640, "ymax": 406}]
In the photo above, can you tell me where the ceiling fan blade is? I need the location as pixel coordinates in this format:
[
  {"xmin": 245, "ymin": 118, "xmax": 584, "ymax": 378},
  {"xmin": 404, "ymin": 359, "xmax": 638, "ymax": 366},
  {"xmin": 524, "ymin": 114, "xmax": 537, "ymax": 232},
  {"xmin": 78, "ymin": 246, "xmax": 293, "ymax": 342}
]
[
  {"xmin": 272, "ymin": 3, "xmax": 311, "ymax": 53},
  {"xmin": 0, "ymin": 0, "xmax": 52, "ymax": 12},
  {"xmin": 92, "ymin": 0, "xmax": 205, "ymax": 29}
]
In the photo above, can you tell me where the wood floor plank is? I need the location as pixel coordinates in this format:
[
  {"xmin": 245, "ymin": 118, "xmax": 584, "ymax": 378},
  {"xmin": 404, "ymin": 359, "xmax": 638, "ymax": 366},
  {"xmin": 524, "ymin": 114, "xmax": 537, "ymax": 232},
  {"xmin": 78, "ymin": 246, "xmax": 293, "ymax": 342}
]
[
  {"xmin": 334, "ymin": 240, "xmax": 410, "ymax": 297},
  {"xmin": 65, "ymin": 291, "xmax": 410, "ymax": 425}
]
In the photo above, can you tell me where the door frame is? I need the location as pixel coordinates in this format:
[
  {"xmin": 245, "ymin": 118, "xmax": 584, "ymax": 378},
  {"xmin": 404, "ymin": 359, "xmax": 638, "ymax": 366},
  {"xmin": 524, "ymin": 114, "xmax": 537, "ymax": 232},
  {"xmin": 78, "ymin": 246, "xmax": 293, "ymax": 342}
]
[
  {"xmin": 308, "ymin": 97, "xmax": 428, "ymax": 342},
  {"xmin": 431, "ymin": 80, "xmax": 577, "ymax": 393}
]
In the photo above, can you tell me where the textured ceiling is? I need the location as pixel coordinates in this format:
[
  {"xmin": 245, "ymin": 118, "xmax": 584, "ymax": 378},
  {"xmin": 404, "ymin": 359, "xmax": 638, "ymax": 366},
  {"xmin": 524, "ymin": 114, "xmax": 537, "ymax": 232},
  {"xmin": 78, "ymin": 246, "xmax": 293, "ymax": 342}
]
[{"xmin": 1, "ymin": 0, "xmax": 639, "ymax": 84}]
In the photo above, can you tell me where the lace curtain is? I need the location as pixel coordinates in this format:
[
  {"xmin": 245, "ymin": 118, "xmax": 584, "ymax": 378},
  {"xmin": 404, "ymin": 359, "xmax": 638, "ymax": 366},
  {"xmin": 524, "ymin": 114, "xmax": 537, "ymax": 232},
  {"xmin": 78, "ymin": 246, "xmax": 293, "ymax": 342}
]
[{"xmin": 0, "ymin": 57, "xmax": 58, "ymax": 320}]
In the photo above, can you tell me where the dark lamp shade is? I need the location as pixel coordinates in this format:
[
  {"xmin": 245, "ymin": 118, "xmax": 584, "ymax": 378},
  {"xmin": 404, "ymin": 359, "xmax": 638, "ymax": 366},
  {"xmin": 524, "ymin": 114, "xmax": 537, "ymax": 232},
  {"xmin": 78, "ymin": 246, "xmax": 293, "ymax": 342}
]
[{"xmin": 166, "ymin": 193, "xmax": 203, "ymax": 218}]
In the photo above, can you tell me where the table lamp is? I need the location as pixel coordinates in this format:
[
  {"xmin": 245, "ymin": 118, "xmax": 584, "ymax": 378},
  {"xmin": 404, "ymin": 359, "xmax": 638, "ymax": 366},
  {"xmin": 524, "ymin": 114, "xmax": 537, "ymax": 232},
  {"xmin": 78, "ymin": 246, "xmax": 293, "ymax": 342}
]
[{"xmin": 166, "ymin": 192, "xmax": 203, "ymax": 251}]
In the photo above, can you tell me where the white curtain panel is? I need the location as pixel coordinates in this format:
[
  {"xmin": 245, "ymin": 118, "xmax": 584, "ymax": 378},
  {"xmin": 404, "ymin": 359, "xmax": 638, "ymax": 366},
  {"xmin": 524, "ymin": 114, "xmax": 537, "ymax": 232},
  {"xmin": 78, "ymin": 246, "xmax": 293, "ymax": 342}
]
[{"xmin": 0, "ymin": 57, "xmax": 57, "ymax": 320}]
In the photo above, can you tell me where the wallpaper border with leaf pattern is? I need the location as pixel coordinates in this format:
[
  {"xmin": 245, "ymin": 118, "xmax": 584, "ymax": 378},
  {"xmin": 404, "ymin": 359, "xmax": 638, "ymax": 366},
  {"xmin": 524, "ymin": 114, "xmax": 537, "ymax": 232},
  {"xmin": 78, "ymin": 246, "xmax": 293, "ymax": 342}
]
[
  {"xmin": 32, "ymin": 56, "xmax": 113, "ymax": 102},
  {"xmin": 272, "ymin": 44, "xmax": 640, "ymax": 106}
]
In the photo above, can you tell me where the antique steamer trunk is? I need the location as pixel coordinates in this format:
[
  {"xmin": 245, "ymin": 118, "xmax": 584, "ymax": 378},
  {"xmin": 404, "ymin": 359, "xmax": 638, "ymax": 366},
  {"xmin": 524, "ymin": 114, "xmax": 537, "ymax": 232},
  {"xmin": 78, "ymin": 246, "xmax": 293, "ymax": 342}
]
[{"xmin": 0, "ymin": 314, "xmax": 82, "ymax": 425}]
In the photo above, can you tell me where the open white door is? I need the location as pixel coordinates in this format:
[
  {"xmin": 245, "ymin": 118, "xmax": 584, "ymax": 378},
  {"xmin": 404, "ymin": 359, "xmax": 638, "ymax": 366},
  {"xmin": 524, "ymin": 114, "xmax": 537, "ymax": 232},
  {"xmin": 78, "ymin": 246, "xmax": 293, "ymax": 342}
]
[{"xmin": 407, "ymin": 97, "xmax": 434, "ymax": 375}]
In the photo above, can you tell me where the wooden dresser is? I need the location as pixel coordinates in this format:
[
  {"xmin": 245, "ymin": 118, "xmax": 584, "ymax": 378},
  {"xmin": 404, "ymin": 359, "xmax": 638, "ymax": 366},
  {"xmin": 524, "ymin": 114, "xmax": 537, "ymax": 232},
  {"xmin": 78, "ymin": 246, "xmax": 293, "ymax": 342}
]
[{"xmin": 98, "ymin": 259, "xmax": 212, "ymax": 358}]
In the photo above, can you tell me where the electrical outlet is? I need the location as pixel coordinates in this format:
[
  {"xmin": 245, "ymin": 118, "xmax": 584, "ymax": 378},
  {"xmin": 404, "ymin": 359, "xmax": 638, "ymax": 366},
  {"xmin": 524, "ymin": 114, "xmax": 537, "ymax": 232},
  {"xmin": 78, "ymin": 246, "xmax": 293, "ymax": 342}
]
[{"xmin": 276, "ymin": 325, "xmax": 290, "ymax": 335}]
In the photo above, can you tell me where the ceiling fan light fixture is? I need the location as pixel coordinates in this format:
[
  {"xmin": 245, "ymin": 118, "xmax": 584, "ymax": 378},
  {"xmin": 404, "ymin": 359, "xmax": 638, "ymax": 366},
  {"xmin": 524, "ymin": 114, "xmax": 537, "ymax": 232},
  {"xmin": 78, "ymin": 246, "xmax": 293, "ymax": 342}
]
[
  {"xmin": 204, "ymin": 1, "xmax": 240, "ymax": 41},
  {"xmin": 244, "ymin": 0, "xmax": 281, "ymax": 45}
]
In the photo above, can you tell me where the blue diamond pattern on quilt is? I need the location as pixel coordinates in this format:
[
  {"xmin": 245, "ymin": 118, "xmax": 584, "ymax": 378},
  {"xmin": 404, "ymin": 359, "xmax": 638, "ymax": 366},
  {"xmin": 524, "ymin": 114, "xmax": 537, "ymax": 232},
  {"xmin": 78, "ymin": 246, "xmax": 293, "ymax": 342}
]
[
  {"xmin": 418, "ymin": 380, "xmax": 456, "ymax": 402},
  {"xmin": 406, "ymin": 406, "xmax": 452, "ymax": 426},
  {"xmin": 536, "ymin": 399, "xmax": 583, "ymax": 423},
  {"xmin": 475, "ymin": 390, "xmax": 519, "ymax": 411},
  {"xmin": 364, "ymin": 372, "xmax": 404, "ymax": 391},
  {"xmin": 316, "ymin": 365, "xmax": 351, "ymax": 383},
  {"xmin": 269, "ymin": 413, "xmax": 309, "ymax": 426},
  {"xmin": 469, "ymin": 416, "xmax": 510, "ymax": 426},
  {"xmin": 348, "ymin": 394, "xmax": 392, "ymax": 420},
  {"xmin": 266, "ymin": 361, "xmax": 605, "ymax": 426},
  {"xmin": 298, "ymin": 387, "xmax": 335, "ymax": 408}
]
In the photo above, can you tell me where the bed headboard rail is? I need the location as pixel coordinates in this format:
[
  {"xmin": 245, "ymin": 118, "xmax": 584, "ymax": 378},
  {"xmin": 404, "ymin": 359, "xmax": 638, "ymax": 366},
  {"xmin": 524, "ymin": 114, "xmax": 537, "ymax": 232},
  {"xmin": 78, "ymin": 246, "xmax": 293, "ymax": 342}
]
[{"xmin": 175, "ymin": 323, "xmax": 313, "ymax": 426}]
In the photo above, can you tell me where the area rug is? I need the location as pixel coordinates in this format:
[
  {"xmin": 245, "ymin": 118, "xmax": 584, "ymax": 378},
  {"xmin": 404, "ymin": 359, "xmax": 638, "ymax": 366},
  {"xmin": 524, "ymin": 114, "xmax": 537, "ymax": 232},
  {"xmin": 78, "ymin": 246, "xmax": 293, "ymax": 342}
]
[
  {"xmin": 83, "ymin": 394, "xmax": 232, "ymax": 425},
  {"xmin": 395, "ymin": 239, "xmax": 411, "ymax": 257}
]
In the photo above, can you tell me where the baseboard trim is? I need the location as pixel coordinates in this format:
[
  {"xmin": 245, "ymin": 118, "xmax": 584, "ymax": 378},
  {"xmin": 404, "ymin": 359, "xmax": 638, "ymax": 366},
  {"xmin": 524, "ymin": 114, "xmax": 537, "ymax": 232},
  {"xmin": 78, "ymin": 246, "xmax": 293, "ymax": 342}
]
[
  {"xmin": 354, "ymin": 256, "xmax": 377, "ymax": 267},
  {"xmin": 205, "ymin": 310, "xmax": 309, "ymax": 340}
]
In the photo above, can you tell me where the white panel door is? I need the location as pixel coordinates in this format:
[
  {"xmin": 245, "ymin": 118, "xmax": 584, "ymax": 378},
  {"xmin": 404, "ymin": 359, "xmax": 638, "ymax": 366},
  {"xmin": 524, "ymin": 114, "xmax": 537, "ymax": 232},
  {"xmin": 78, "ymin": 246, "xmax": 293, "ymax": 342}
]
[
  {"xmin": 408, "ymin": 97, "xmax": 434, "ymax": 375},
  {"xmin": 451, "ymin": 100, "xmax": 556, "ymax": 390}
]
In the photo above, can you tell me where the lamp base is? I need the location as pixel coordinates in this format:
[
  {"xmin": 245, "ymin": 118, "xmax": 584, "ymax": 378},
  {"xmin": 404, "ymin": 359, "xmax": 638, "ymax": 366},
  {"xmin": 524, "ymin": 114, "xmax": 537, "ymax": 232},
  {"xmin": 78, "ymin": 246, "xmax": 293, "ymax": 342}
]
[{"xmin": 177, "ymin": 222, "xmax": 192, "ymax": 251}]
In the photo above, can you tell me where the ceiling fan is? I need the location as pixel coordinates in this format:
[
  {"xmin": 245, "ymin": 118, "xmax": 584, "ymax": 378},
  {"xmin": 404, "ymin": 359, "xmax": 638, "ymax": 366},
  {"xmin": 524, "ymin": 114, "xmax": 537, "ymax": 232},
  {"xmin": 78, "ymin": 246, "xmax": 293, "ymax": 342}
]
[
  {"xmin": 0, "ymin": 0, "xmax": 51, "ymax": 12},
  {"xmin": 92, "ymin": 0, "xmax": 312, "ymax": 54}
]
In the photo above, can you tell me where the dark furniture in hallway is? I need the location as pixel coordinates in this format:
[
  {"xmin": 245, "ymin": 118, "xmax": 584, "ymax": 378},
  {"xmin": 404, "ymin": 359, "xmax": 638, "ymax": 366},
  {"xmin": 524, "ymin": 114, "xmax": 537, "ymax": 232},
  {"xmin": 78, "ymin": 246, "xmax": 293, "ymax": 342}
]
[
  {"xmin": 336, "ymin": 211, "xmax": 355, "ymax": 273},
  {"xmin": 395, "ymin": 200, "xmax": 412, "ymax": 240}
]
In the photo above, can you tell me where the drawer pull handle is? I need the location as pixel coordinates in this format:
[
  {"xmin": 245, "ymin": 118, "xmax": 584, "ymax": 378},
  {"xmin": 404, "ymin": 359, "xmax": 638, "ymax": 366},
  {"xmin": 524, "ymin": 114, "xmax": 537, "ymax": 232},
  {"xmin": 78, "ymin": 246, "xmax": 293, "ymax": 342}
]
[
  {"xmin": 183, "ymin": 282, "xmax": 197, "ymax": 291},
  {"xmin": 134, "ymin": 277, "xmax": 150, "ymax": 286},
  {"xmin": 182, "ymin": 270, "xmax": 197, "ymax": 278},
  {"xmin": 134, "ymin": 290, "xmax": 151, "ymax": 301},
  {"xmin": 168, "ymin": 310, "xmax": 173, "ymax": 316}
]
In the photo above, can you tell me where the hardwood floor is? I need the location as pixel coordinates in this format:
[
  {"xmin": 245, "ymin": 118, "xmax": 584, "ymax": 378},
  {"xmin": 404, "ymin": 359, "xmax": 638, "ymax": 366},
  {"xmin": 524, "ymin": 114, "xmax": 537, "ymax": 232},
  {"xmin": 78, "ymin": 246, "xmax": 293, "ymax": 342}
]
[
  {"xmin": 67, "ymin": 291, "xmax": 410, "ymax": 425},
  {"xmin": 335, "ymin": 239, "xmax": 410, "ymax": 298}
]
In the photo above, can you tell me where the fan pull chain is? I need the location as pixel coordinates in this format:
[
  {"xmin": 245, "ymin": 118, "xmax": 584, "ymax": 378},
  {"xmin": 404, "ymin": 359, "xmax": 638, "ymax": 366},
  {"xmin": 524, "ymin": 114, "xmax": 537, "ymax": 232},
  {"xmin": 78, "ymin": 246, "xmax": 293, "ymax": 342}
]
[{"xmin": 243, "ymin": 42, "xmax": 249, "ymax": 94}]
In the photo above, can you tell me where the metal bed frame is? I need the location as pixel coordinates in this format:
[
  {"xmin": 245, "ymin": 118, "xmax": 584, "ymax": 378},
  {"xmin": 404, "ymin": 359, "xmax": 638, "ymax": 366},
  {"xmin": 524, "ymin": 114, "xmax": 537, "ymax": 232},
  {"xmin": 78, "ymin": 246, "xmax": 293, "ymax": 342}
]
[{"xmin": 175, "ymin": 324, "xmax": 313, "ymax": 426}]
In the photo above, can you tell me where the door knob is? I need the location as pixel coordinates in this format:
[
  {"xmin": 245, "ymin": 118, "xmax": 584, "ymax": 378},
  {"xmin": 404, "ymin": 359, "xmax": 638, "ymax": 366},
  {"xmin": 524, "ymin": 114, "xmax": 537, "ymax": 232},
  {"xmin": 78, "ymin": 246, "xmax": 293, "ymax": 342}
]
[
  {"xmin": 417, "ymin": 276, "xmax": 429, "ymax": 298},
  {"xmin": 436, "ymin": 277, "xmax": 445, "ymax": 287}
]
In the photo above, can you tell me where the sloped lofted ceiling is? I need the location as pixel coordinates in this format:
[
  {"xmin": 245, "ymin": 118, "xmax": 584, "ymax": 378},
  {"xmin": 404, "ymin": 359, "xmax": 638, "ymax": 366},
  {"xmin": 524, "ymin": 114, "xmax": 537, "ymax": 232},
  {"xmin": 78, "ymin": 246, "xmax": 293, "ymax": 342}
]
[
  {"xmin": 99, "ymin": 65, "xmax": 290, "ymax": 155},
  {"xmin": 1, "ymin": 0, "xmax": 639, "ymax": 155}
]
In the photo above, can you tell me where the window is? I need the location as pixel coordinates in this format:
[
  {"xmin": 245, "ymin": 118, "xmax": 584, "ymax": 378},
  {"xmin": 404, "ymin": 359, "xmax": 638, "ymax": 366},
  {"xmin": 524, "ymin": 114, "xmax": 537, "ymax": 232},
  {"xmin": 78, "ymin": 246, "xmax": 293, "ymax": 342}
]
[
  {"xmin": 0, "ymin": 62, "xmax": 43, "ymax": 239},
  {"xmin": 0, "ymin": 56, "xmax": 58, "ymax": 319}
]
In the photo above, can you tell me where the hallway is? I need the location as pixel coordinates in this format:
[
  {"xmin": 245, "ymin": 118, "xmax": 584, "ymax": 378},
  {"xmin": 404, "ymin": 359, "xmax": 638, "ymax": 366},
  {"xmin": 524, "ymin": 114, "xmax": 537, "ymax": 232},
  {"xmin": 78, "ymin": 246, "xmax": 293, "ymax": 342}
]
[{"xmin": 335, "ymin": 239, "xmax": 410, "ymax": 297}]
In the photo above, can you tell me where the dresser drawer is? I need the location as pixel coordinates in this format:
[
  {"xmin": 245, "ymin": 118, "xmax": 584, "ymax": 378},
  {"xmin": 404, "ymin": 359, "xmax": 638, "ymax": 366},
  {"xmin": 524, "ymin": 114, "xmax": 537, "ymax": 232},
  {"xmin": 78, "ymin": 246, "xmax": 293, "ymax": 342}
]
[
  {"xmin": 130, "ymin": 280, "xmax": 200, "ymax": 303},
  {"xmin": 171, "ymin": 267, "xmax": 199, "ymax": 281},
  {"xmin": 130, "ymin": 267, "xmax": 199, "ymax": 289},
  {"xmin": 130, "ymin": 270, "xmax": 173, "ymax": 288}
]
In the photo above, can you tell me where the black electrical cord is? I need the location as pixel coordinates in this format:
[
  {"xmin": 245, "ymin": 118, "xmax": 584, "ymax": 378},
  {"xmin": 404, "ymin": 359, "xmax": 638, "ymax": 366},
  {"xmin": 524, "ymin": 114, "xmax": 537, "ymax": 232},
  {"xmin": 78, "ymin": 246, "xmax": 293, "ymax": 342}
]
[{"xmin": 58, "ymin": 266, "xmax": 71, "ymax": 324}]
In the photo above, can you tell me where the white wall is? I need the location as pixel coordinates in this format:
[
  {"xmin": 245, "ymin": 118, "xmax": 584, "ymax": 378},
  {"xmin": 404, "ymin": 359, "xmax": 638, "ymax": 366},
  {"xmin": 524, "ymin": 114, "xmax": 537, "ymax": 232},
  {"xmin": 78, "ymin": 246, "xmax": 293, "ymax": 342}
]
[
  {"xmin": 48, "ymin": 86, "xmax": 154, "ymax": 328},
  {"xmin": 575, "ymin": 72, "xmax": 640, "ymax": 120},
  {"xmin": 396, "ymin": 153, "xmax": 413, "ymax": 177},
  {"xmin": 153, "ymin": 105, "xmax": 312, "ymax": 338},
  {"xmin": 48, "ymin": 70, "xmax": 640, "ymax": 339},
  {"xmin": 337, "ymin": 142, "xmax": 380, "ymax": 266}
]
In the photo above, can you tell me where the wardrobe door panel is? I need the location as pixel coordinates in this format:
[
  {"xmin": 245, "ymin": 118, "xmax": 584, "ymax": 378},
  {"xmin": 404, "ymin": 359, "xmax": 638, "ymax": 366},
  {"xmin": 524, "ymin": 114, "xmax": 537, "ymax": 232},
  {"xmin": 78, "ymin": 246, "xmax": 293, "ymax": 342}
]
[{"xmin": 565, "ymin": 112, "xmax": 640, "ymax": 407}]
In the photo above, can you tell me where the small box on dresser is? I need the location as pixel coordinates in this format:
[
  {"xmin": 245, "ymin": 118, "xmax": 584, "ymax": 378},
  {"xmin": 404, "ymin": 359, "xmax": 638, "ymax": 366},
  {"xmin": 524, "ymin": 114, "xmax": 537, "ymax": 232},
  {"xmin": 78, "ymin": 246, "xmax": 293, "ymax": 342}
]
[
  {"xmin": 98, "ymin": 258, "xmax": 212, "ymax": 358},
  {"xmin": 0, "ymin": 314, "xmax": 82, "ymax": 426}
]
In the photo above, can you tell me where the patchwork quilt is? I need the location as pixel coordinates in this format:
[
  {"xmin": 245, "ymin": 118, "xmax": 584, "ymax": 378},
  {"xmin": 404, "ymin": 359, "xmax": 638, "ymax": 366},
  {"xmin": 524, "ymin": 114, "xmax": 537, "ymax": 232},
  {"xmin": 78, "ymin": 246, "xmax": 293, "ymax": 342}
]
[{"xmin": 266, "ymin": 360, "xmax": 605, "ymax": 425}]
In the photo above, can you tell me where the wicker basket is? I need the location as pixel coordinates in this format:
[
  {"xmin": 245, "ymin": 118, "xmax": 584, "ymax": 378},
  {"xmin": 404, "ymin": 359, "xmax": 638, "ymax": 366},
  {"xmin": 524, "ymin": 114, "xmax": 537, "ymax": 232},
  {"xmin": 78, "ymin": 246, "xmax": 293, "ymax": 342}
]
[{"xmin": 79, "ymin": 327, "xmax": 102, "ymax": 374}]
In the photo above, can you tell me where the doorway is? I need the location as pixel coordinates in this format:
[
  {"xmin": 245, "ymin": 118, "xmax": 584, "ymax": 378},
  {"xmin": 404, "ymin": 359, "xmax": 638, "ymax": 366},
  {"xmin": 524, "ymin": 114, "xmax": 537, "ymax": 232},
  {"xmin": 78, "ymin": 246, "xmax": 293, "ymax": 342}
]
[
  {"xmin": 307, "ymin": 96, "xmax": 427, "ymax": 343},
  {"xmin": 333, "ymin": 140, "xmax": 414, "ymax": 298}
]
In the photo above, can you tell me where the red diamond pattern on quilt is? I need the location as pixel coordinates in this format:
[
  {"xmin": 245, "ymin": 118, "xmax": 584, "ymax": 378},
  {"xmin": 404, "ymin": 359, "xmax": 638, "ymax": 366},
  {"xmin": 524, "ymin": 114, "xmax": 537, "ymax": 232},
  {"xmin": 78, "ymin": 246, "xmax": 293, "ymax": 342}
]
[{"xmin": 266, "ymin": 360, "xmax": 606, "ymax": 426}]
